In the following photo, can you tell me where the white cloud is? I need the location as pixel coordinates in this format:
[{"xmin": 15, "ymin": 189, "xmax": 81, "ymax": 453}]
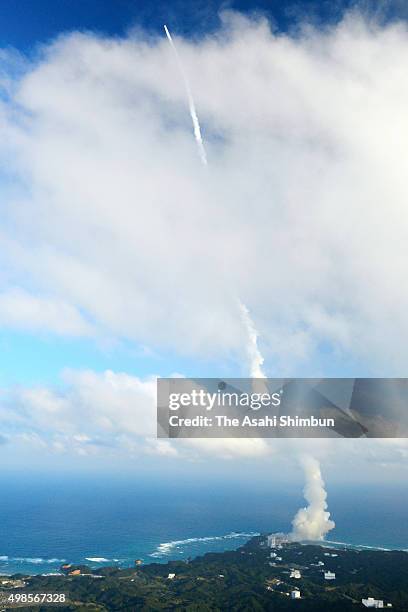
[
  {"xmin": 1, "ymin": 13, "xmax": 408, "ymax": 372},
  {"xmin": 145, "ymin": 438, "xmax": 180, "ymax": 457},
  {"xmin": 181, "ymin": 436, "xmax": 272, "ymax": 459},
  {"xmin": 0, "ymin": 288, "xmax": 92, "ymax": 336},
  {"xmin": 0, "ymin": 369, "xmax": 274, "ymax": 459},
  {"xmin": 0, "ymin": 370, "xmax": 155, "ymax": 455},
  {"xmin": 1, "ymin": 368, "xmax": 407, "ymax": 471},
  {"xmin": 0, "ymin": 13, "xmax": 408, "ymax": 473}
]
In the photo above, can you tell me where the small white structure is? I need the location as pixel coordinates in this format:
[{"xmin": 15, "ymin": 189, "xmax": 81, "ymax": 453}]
[
  {"xmin": 324, "ymin": 571, "xmax": 336, "ymax": 580},
  {"xmin": 167, "ymin": 573, "xmax": 176, "ymax": 580},
  {"xmin": 290, "ymin": 569, "xmax": 301, "ymax": 579},
  {"xmin": 267, "ymin": 533, "xmax": 290, "ymax": 548},
  {"xmin": 267, "ymin": 534, "xmax": 277, "ymax": 547},
  {"xmin": 291, "ymin": 590, "xmax": 301, "ymax": 599},
  {"xmin": 270, "ymin": 552, "xmax": 277, "ymax": 558},
  {"xmin": 362, "ymin": 598, "xmax": 385, "ymax": 608}
]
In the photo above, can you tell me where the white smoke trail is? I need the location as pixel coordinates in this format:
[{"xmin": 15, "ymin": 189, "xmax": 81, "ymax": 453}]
[
  {"xmin": 239, "ymin": 301, "xmax": 266, "ymax": 378},
  {"xmin": 237, "ymin": 306, "xmax": 334, "ymax": 541},
  {"xmin": 164, "ymin": 25, "xmax": 207, "ymax": 166},
  {"xmin": 290, "ymin": 456, "xmax": 335, "ymax": 541}
]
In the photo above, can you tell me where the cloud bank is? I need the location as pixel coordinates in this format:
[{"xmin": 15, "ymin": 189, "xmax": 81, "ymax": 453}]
[
  {"xmin": 1, "ymin": 12, "xmax": 408, "ymax": 471},
  {"xmin": 0, "ymin": 366, "xmax": 407, "ymax": 473},
  {"xmin": 1, "ymin": 12, "xmax": 408, "ymax": 374},
  {"xmin": 0, "ymin": 368, "xmax": 272, "ymax": 460}
]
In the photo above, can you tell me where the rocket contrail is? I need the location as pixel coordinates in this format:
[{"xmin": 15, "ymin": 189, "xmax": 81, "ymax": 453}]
[
  {"xmin": 239, "ymin": 301, "xmax": 266, "ymax": 379},
  {"xmin": 164, "ymin": 25, "xmax": 208, "ymax": 166}
]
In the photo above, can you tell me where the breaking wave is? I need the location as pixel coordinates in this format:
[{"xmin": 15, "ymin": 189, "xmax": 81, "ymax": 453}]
[
  {"xmin": 0, "ymin": 557, "xmax": 66, "ymax": 564},
  {"xmin": 324, "ymin": 540, "xmax": 392, "ymax": 551},
  {"xmin": 149, "ymin": 531, "xmax": 259, "ymax": 558}
]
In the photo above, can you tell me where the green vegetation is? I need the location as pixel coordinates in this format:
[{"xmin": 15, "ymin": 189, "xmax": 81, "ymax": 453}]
[{"xmin": 1, "ymin": 537, "xmax": 408, "ymax": 610}]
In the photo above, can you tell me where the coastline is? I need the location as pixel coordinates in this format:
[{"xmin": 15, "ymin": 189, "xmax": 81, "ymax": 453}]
[
  {"xmin": 1, "ymin": 537, "xmax": 408, "ymax": 611},
  {"xmin": 1, "ymin": 534, "xmax": 408, "ymax": 578}
]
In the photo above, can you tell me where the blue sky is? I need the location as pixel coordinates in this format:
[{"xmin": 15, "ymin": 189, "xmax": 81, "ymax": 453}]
[
  {"xmin": 0, "ymin": 329, "xmax": 244, "ymax": 386},
  {"xmin": 0, "ymin": 0, "xmax": 358, "ymax": 50},
  {"xmin": 0, "ymin": 0, "xmax": 408, "ymax": 475},
  {"xmin": 2, "ymin": 0, "xmax": 403, "ymax": 52}
]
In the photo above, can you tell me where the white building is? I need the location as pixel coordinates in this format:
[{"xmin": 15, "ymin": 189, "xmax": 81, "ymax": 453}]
[
  {"xmin": 362, "ymin": 598, "xmax": 391, "ymax": 608},
  {"xmin": 167, "ymin": 573, "xmax": 176, "ymax": 580},
  {"xmin": 267, "ymin": 534, "xmax": 277, "ymax": 547},
  {"xmin": 267, "ymin": 533, "xmax": 290, "ymax": 548},
  {"xmin": 324, "ymin": 571, "xmax": 336, "ymax": 580},
  {"xmin": 290, "ymin": 569, "xmax": 301, "ymax": 579},
  {"xmin": 291, "ymin": 590, "xmax": 301, "ymax": 599}
]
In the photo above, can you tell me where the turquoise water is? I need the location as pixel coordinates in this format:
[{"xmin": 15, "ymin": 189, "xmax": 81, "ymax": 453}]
[{"xmin": 0, "ymin": 473, "xmax": 407, "ymax": 575}]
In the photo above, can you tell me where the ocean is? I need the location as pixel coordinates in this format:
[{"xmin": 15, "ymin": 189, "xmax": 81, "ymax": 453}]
[{"xmin": 0, "ymin": 473, "xmax": 407, "ymax": 576}]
